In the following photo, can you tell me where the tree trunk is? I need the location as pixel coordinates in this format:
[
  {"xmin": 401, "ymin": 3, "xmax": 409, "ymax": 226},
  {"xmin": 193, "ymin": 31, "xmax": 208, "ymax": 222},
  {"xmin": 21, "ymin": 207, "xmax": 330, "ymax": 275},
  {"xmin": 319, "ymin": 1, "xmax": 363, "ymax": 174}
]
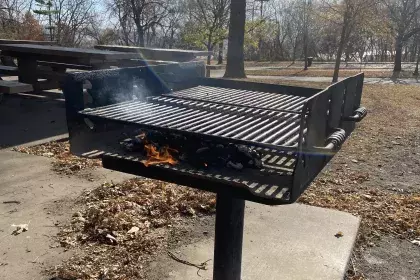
[
  {"xmin": 206, "ymin": 41, "xmax": 212, "ymax": 65},
  {"xmin": 332, "ymin": 13, "xmax": 349, "ymax": 83},
  {"xmin": 138, "ymin": 27, "xmax": 145, "ymax": 47},
  {"xmin": 394, "ymin": 38, "xmax": 402, "ymax": 72},
  {"xmin": 224, "ymin": 0, "xmax": 247, "ymax": 78},
  {"xmin": 414, "ymin": 48, "xmax": 420, "ymax": 75},
  {"xmin": 303, "ymin": 0, "xmax": 309, "ymax": 70},
  {"xmin": 169, "ymin": 28, "xmax": 175, "ymax": 49},
  {"xmin": 218, "ymin": 41, "xmax": 223, "ymax": 64}
]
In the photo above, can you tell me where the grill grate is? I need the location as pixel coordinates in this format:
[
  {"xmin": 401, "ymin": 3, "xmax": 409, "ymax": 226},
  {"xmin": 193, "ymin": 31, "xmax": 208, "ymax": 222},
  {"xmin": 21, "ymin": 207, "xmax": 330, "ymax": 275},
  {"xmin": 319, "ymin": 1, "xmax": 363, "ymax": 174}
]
[
  {"xmin": 102, "ymin": 152, "xmax": 293, "ymax": 202},
  {"xmin": 81, "ymin": 89, "xmax": 306, "ymax": 149},
  {"xmin": 162, "ymin": 86, "xmax": 307, "ymax": 112}
]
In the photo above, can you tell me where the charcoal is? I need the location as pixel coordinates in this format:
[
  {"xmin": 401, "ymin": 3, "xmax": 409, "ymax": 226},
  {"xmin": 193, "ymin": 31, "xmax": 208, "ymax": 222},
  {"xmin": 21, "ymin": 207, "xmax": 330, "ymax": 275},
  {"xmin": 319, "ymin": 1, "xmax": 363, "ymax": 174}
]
[
  {"xmin": 189, "ymin": 146, "xmax": 227, "ymax": 168},
  {"xmin": 228, "ymin": 145, "xmax": 262, "ymax": 169},
  {"xmin": 120, "ymin": 138, "xmax": 145, "ymax": 152},
  {"xmin": 227, "ymin": 161, "xmax": 244, "ymax": 170},
  {"xmin": 122, "ymin": 129, "xmax": 264, "ymax": 171}
]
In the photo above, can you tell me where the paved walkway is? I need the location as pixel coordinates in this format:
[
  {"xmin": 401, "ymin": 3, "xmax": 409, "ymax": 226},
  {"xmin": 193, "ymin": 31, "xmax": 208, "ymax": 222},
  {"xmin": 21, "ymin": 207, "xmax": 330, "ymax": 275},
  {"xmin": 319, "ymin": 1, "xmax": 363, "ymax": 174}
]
[
  {"xmin": 246, "ymin": 75, "xmax": 420, "ymax": 85},
  {"xmin": 211, "ymin": 69, "xmax": 420, "ymax": 85}
]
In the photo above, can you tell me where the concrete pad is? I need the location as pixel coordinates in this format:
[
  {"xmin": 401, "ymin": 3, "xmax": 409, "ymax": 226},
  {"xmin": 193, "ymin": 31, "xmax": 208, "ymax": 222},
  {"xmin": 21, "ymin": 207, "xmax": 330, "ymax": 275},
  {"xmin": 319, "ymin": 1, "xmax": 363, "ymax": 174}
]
[
  {"xmin": 0, "ymin": 150, "xmax": 132, "ymax": 280},
  {"xmin": 151, "ymin": 203, "xmax": 360, "ymax": 280},
  {"xmin": 0, "ymin": 95, "xmax": 67, "ymax": 148}
]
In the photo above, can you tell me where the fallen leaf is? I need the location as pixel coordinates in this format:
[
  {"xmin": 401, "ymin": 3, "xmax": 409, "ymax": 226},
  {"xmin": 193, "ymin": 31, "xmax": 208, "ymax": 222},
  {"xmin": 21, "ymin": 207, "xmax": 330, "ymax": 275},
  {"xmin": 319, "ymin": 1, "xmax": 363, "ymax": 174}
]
[
  {"xmin": 411, "ymin": 240, "xmax": 420, "ymax": 246},
  {"xmin": 127, "ymin": 226, "xmax": 140, "ymax": 234},
  {"xmin": 335, "ymin": 231, "xmax": 344, "ymax": 238},
  {"xmin": 106, "ymin": 233, "xmax": 117, "ymax": 244},
  {"xmin": 11, "ymin": 224, "xmax": 29, "ymax": 235}
]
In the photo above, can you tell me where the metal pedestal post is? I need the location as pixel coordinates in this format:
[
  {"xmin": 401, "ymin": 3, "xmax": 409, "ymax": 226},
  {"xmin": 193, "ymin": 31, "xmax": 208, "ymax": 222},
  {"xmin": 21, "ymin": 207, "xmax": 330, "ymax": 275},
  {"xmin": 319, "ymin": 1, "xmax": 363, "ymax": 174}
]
[{"xmin": 213, "ymin": 193, "xmax": 245, "ymax": 280}]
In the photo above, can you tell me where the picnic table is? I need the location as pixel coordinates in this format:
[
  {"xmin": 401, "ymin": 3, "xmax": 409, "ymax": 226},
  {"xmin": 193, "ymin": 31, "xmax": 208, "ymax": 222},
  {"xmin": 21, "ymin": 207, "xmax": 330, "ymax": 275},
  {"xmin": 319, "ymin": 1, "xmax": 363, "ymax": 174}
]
[
  {"xmin": 0, "ymin": 44, "xmax": 141, "ymax": 92},
  {"xmin": 95, "ymin": 45, "xmax": 212, "ymax": 62},
  {"xmin": 0, "ymin": 39, "xmax": 57, "ymax": 66},
  {"xmin": 0, "ymin": 39, "xmax": 56, "ymax": 45}
]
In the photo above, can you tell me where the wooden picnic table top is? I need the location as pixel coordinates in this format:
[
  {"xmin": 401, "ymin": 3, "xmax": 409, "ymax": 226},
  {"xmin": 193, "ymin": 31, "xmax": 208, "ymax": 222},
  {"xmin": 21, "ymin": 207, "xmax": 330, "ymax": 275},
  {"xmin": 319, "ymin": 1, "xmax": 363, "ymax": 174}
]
[
  {"xmin": 0, "ymin": 44, "xmax": 140, "ymax": 61},
  {"xmin": 95, "ymin": 45, "xmax": 211, "ymax": 56},
  {"xmin": 0, "ymin": 39, "xmax": 56, "ymax": 45}
]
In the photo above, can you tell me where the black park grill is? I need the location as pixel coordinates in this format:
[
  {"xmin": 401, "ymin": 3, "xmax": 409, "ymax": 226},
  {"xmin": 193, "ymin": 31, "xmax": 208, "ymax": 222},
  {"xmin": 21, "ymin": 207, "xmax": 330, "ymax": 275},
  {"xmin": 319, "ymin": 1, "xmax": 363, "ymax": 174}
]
[{"xmin": 63, "ymin": 62, "xmax": 367, "ymax": 280}]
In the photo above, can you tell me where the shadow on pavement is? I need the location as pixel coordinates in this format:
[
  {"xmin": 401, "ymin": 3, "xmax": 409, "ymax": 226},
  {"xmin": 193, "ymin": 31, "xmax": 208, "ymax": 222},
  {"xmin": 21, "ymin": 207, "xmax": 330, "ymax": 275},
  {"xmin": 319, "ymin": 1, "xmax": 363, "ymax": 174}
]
[{"xmin": 0, "ymin": 92, "xmax": 68, "ymax": 148}]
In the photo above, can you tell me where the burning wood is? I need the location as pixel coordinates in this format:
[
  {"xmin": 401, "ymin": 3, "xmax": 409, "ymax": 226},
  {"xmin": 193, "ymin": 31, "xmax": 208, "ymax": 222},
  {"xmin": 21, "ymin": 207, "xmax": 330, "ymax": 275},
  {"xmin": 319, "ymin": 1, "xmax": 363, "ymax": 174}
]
[
  {"xmin": 142, "ymin": 144, "xmax": 178, "ymax": 167},
  {"xmin": 120, "ymin": 129, "xmax": 263, "ymax": 171}
]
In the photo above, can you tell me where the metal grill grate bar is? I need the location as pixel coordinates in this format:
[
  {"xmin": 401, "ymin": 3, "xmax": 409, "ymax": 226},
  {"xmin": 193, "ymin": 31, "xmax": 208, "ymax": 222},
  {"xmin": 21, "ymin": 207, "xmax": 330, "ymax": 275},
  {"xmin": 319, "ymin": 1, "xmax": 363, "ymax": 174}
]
[
  {"xmin": 82, "ymin": 100, "xmax": 303, "ymax": 148},
  {"xmin": 81, "ymin": 84, "xmax": 309, "ymax": 149},
  {"xmin": 173, "ymin": 112, "xmax": 222, "ymax": 129},
  {"xmin": 164, "ymin": 86, "xmax": 307, "ymax": 112},
  {"xmin": 150, "ymin": 96, "xmax": 299, "ymax": 122}
]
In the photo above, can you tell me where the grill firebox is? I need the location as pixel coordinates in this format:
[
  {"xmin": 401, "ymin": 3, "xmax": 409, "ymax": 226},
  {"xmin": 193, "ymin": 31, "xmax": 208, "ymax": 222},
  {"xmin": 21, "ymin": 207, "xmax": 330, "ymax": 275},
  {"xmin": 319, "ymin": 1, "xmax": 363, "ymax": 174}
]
[{"xmin": 63, "ymin": 63, "xmax": 366, "ymax": 280}]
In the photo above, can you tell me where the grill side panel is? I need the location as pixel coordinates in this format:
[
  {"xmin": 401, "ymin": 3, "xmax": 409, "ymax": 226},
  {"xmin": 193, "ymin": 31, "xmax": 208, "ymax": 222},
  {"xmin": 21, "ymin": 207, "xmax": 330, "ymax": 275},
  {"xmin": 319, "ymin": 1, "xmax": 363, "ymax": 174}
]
[{"xmin": 291, "ymin": 73, "xmax": 365, "ymax": 201}]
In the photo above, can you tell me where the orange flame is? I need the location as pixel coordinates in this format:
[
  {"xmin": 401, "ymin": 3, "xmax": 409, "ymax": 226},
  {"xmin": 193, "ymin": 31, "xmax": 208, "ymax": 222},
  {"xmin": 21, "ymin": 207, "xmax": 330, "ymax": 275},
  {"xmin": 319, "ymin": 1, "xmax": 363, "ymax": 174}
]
[{"xmin": 142, "ymin": 144, "xmax": 178, "ymax": 167}]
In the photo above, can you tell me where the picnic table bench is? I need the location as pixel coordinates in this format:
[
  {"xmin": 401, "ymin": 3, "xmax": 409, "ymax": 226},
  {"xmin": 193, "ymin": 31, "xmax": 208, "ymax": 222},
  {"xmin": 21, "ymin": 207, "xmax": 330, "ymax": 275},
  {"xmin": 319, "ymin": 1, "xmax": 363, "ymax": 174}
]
[{"xmin": 95, "ymin": 45, "xmax": 212, "ymax": 62}]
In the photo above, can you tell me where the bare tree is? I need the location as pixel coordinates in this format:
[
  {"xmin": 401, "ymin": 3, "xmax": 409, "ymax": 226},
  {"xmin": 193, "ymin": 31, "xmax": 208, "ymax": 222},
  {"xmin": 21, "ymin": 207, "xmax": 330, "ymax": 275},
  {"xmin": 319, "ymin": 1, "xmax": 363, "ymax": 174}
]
[
  {"xmin": 159, "ymin": 0, "xmax": 183, "ymax": 48},
  {"xmin": 383, "ymin": 0, "xmax": 420, "ymax": 71},
  {"xmin": 50, "ymin": 0, "xmax": 97, "ymax": 46},
  {"xmin": 321, "ymin": 0, "xmax": 377, "ymax": 82},
  {"xmin": 128, "ymin": 0, "xmax": 166, "ymax": 46},
  {"xmin": 0, "ymin": 0, "xmax": 30, "ymax": 38},
  {"xmin": 106, "ymin": 0, "xmax": 167, "ymax": 47},
  {"xmin": 224, "ymin": 0, "xmax": 246, "ymax": 78}
]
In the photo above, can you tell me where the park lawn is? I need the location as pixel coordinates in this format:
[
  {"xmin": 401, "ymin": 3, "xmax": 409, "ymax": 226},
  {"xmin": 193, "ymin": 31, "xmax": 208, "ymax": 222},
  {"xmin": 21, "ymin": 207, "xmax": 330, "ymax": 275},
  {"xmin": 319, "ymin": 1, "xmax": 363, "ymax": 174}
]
[
  {"xmin": 246, "ymin": 68, "xmax": 416, "ymax": 78},
  {"xmin": 244, "ymin": 61, "xmax": 302, "ymax": 68}
]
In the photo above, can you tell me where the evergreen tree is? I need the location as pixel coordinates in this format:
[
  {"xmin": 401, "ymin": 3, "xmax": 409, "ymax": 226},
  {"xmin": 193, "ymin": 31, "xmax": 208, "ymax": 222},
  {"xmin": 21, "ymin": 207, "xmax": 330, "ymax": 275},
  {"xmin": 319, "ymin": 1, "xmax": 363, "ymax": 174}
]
[{"xmin": 33, "ymin": 0, "xmax": 58, "ymax": 41}]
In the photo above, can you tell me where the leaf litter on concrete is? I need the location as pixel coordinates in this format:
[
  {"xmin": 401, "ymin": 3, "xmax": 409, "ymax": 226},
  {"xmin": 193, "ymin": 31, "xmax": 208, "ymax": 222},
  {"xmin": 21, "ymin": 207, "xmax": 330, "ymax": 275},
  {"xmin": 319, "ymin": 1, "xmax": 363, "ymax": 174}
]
[
  {"xmin": 13, "ymin": 140, "xmax": 101, "ymax": 175},
  {"xmin": 49, "ymin": 178, "xmax": 216, "ymax": 280}
]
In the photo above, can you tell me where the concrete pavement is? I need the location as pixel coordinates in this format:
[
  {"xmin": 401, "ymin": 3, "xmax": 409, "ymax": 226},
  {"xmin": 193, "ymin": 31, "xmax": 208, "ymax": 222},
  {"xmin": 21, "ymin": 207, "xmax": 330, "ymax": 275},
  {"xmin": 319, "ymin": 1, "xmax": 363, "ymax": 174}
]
[
  {"xmin": 0, "ymin": 150, "xmax": 132, "ymax": 280},
  {"xmin": 148, "ymin": 203, "xmax": 360, "ymax": 280}
]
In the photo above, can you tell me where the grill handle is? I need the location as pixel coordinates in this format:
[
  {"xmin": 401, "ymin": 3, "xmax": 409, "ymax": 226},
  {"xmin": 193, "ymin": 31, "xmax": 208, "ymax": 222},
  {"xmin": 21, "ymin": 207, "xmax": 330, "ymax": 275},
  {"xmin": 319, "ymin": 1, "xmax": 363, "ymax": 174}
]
[
  {"xmin": 323, "ymin": 129, "xmax": 346, "ymax": 150},
  {"xmin": 344, "ymin": 107, "xmax": 367, "ymax": 122}
]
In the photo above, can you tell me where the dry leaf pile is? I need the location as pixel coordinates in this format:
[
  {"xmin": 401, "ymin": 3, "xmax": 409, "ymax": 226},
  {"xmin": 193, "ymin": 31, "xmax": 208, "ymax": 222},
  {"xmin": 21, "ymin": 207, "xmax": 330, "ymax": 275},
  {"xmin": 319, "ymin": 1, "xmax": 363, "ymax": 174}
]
[
  {"xmin": 300, "ymin": 173, "xmax": 420, "ymax": 242},
  {"xmin": 13, "ymin": 140, "xmax": 101, "ymax": 175},
  {"xmin": 52, "ymin": 178, "xmax": 216, "ymax": 280}
]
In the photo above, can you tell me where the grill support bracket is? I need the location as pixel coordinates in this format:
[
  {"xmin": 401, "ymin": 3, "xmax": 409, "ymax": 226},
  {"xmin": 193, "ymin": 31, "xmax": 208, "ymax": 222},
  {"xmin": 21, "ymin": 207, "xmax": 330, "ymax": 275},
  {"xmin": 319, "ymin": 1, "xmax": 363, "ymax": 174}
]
[{"xmin": 213, "ymin": 193, "xmax": 245, "ymax": 280}]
